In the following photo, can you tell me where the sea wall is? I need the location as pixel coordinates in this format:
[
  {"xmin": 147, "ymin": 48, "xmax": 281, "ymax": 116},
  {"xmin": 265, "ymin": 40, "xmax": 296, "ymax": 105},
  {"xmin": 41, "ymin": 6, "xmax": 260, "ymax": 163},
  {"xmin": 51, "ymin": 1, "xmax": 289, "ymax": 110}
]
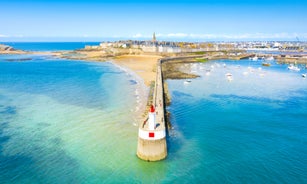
[{"xmin": 137, "ymin": 59, "xmax": 167, "ymax": 161}]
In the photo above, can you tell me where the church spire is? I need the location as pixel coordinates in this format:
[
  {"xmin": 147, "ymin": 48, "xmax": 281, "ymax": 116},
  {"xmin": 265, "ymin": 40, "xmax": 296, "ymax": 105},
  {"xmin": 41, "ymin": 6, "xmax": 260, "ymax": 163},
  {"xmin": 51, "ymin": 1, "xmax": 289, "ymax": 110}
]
[{"xmin": 152, "ymin": 32, "xmax": 156, "ymax": 42}]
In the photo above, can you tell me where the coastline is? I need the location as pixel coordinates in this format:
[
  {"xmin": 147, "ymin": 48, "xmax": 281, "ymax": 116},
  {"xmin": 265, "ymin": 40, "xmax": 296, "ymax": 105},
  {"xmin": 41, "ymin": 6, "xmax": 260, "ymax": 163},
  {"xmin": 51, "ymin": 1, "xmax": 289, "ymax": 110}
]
[
  {"xmin": 109, "ymin": 54, "xmax": 162, "ymax": 123},
  {"xmin": 108, "ymin": 60, "xmax": 148, "ymax": 124},
  {"xmin": 112, "ymin": 55, "xmax": 162, "ymax": 86},
  {"xmin": 0, "ymin": 47, "xmax": 162, "ymax": 124}
]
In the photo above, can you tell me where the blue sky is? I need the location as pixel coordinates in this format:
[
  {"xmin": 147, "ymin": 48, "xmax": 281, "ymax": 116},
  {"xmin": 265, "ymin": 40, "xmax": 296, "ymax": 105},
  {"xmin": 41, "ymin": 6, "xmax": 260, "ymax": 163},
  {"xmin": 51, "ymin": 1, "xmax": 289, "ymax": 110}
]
[{"xmin": 0, "ymin": 0, "xmax": 306, "ymax": 41}]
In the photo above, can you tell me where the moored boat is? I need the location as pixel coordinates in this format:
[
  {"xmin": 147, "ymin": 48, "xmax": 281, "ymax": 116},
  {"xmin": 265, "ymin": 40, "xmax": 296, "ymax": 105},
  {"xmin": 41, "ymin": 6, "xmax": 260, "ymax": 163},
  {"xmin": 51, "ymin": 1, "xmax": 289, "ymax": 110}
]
[
  {"xmin": 225, "ymin": 73, "xmax": 232, "ymax": 77},
  {"xmin": 288, "ymin": 64, "xmax": 300, "ymax": 71},
  {"xmin": 262, "ymin": 62, "xmax": 270, "ymax": 67},
  {"xmin": 251, "ymin": 56, "xmax": 258, "ymax": 61},
  {"xmin": 184, "ymin": 80, "xmax": 191, "ymax": 85},
  {"xmin": 265, "ymin": 56, "xmax": 274, "ymax": 61}
]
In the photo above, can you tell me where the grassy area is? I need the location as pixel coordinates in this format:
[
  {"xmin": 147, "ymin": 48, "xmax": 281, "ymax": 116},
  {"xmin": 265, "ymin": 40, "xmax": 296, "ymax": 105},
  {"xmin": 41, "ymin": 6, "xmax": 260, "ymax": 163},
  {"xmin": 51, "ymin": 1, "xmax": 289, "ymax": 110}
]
[
  {"xmin": 162, "ymin": 61, "xmax": 199, "ymax": 80},
  {"xmin": 195, "ymin": 58, "xmax": 208, "ymax": 62},
  {"xmin": 190, "ymin": 51, "xmax": 206, "ymax": 55}
]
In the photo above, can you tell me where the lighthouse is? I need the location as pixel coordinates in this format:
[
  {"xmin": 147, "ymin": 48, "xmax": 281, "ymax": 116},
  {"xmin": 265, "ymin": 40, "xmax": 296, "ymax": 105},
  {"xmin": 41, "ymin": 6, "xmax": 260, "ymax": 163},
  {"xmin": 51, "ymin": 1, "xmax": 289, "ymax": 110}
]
[
  {"xmin": 148, "ymin": 105, "xmax": 156, "ymax": 130},
  {"xmin": 136, "ymin": 58, "xmax": 167, "ymax": 161}
]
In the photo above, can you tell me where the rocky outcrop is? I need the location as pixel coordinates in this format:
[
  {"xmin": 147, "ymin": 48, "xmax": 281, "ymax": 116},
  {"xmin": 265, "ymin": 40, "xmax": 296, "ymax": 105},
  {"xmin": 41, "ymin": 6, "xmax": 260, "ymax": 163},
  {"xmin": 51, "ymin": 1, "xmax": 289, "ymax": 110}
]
[{"xmin": 0, "ymin": 44, "xmax": 14, "ymax": 51}]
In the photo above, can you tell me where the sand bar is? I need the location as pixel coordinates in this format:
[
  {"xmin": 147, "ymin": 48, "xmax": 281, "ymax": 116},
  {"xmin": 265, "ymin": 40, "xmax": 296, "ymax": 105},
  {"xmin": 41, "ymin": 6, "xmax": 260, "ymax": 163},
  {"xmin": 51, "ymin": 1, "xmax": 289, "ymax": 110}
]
[{"xmin": 112, "ymin": 55, "xmax": 162, "ymax": 86}]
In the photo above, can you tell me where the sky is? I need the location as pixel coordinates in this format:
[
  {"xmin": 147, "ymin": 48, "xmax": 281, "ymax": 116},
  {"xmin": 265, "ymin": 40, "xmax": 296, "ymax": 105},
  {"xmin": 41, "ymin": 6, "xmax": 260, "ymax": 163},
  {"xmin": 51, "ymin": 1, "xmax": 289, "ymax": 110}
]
[{"xmin": 0, "ymin": 0, "xmax": 307, "ymax": 42}]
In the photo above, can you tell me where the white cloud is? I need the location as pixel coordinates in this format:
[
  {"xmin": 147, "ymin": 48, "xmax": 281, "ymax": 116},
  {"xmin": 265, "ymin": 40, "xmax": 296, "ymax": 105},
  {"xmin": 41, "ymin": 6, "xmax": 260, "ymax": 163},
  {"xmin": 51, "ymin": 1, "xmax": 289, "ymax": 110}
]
[
  {"xmin": 14, "ymin": 34, "xmax": 24, "ymax": 38},
  {"xmin": 0, "ymin": 34, "xmax": 9, "ymax": 38},
  {"xmin": 132, "ymin": 33, "xmax": 147, "ymax": 38},
  {"xmin": 155, "ymin": 32, "xmax": 307, "ymax": 39},
  {"xmin": 166, "ymin": 33, "xmax": 188, "ymax": 37}
]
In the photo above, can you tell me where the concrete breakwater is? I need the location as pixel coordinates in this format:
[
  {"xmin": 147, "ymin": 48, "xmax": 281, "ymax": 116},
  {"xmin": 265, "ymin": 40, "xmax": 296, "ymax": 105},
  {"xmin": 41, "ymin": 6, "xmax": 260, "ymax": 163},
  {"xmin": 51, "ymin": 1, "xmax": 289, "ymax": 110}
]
[
  {"xmin": 136, "ymin": 56, "xmax": 205, "ymax": 161},
  {"xmin": 137, "ymin": 58, "xmax": 167, "ymax": 161}
]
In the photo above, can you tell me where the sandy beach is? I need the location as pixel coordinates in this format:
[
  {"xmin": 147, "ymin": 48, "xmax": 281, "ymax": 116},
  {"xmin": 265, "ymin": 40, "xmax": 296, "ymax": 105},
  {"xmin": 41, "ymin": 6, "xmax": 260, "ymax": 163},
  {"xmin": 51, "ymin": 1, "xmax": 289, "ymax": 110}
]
[
  {"xmin": 112, "ymin": 54, "xmax": 162, "ymax": 86},
  {"xmin": 109, "ymin": 54, "xmax": 162, "ymax": 121}
]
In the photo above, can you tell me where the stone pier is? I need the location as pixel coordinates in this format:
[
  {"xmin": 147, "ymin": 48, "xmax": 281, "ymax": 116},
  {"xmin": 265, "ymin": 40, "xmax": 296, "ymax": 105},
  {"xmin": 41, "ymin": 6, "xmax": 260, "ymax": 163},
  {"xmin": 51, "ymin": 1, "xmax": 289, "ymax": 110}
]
[{"xmin": 137, "ymin": 59, "xmax": 167, "ymax": 161}]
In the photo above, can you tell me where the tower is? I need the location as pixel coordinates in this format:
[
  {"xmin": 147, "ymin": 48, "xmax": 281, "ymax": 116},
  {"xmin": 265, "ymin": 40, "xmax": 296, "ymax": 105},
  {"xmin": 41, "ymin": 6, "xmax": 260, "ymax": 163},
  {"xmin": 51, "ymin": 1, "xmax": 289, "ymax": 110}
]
[
  {"xmin": 152, "ymin": 32, "xmax": 156, "ymax": 42},
  {"xmin": 148, "ymin": 105, "xmax": 156, "ymax": 130}
]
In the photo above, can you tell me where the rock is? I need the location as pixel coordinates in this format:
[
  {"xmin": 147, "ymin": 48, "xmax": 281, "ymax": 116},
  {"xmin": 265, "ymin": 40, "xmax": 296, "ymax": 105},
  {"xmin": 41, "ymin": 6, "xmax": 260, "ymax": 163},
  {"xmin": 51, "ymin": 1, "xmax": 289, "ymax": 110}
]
[{"xmin": 0, "ymin": 44, "xmax": 14, "ymax": 51}]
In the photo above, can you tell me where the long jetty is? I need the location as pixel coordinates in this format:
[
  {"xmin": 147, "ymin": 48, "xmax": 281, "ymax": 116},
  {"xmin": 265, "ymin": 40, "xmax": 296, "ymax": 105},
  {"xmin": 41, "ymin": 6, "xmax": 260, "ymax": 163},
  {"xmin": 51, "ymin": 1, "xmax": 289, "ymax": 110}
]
[
  {"xmin": 136, "ymin": 56, "xmax": 207, "ymax": 161},
  {"xmin": 136, "ymin": 54, "xmax": 257, "ymax": 161},
  {"xmin": 137, "ymin": 58, "xmax": 167, "ymax": 161}
]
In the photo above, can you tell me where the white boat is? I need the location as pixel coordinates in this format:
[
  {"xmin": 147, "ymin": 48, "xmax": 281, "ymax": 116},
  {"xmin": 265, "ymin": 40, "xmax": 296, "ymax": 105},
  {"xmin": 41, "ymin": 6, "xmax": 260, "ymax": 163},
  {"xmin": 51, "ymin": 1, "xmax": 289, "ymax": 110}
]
[
  {"xmin": 288, "ymin": 64, "xmax": 300, "ymax": 71},
  {"xmin": 252, "ymin": 56, "xmax": 258, "ymax": 61},
  {"xmin": 184, "ymin": 80, "xmax": 191, "ymax": 85},
  {"xmin": 225, "ymin": 73, "xmax": 233, "ymax": 81},
  {"xmin": 227, "ymin": 76, "xmax": 233, "ymax": 81},
  {"xmin": 302, "ymin": 74, "xmax": 306, "ymax": 78},
  {"xmin": 225, "ymin": 73, "xmax": 232, "ymax": 77},
  {"xmin": 265, "ymin": 56, "xmax": 274, "ymax": 61}
]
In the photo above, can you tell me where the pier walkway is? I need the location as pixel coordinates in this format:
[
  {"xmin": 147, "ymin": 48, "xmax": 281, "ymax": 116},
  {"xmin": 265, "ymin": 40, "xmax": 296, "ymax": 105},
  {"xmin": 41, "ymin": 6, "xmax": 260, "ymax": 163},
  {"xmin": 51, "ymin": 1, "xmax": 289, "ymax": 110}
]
[
  {"xmin": 137, "ymin": 56, "xmax": 204, "ymax": 161},
  {"xmin": 137, "ymin": 59, "xmax": 167, "ymax": 161}
]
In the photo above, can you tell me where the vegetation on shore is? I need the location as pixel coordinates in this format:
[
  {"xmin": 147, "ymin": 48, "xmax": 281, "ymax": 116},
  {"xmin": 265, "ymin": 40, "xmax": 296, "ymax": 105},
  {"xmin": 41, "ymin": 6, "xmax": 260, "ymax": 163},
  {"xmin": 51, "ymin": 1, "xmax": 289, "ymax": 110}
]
[
  {"xmin": 195, "ymin": 58, "xmax": 208, "ymax": 62},
  {"xmin": 162, "ymin": 59, "xmax": 200, "ymax": 80}
]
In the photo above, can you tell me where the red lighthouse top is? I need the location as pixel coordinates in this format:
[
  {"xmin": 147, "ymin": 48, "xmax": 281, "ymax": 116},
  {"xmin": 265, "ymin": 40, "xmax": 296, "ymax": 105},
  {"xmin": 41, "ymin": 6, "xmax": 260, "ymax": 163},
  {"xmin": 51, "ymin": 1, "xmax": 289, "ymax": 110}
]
[{"xmin": 150, "ymin": 105, "xmax": 155, "ymax": 113}]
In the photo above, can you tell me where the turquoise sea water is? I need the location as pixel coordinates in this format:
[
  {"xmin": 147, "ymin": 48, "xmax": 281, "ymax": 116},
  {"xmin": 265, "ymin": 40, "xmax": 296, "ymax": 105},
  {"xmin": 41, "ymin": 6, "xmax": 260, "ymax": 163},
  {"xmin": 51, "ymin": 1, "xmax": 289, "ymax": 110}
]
[
  {"xmin": 166, "ymin": 60, "xmax": 307, "ymax": 183},
  {"xmin": 1, "ymin": 42, "xmax": 99, "ymax": 51},
  {"xmin": 1, "ymin": 46, "xmax": 307, "ymax": 183}
]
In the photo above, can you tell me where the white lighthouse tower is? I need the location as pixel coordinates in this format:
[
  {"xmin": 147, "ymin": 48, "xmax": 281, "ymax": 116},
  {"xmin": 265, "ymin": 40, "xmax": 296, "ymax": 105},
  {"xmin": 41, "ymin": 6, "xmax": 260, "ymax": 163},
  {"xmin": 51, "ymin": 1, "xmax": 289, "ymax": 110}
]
[{"xmin": 148, "ymin": 105, "xmax": 156, "ymax": 130}]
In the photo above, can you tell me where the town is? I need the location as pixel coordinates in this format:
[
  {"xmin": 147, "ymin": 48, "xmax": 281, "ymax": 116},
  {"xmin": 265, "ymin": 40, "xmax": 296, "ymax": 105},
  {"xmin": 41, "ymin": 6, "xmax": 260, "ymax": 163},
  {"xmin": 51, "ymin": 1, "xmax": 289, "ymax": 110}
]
[{"xmin": 83, "ymin": 33, "xmax": 307, "ymax": 54}]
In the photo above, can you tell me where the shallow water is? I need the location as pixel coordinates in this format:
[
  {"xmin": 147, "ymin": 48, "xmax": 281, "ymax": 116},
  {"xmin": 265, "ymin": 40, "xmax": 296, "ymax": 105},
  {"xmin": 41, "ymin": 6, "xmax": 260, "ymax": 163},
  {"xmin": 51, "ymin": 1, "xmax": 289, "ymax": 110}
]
[
  {"xmin": 1, "ymin": 54, "xmax": 306, "ymax": 183},
  {"xmin": 0, "ymin": 56, "xmax": 154, "ymax": 183},
  {"xmin": 166, "ymin": 59, "xmax": 307, "ymax": 183}
]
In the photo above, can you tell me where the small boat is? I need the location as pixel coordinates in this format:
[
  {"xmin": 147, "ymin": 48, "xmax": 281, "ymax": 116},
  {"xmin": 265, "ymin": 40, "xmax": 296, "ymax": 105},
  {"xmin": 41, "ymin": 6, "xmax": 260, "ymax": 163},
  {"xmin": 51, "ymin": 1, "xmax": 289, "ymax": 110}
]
[
  {"xmin": 252, "ymin": 56, "xmax": 258, "ymax": 61},
  {"xmin": 184, "ymin": 80, "xmax": 191, "ymax": 85},
  {"xmin": 225, "ymin": 73, "xmax": 232, "ymax": 76},
  {"xmin": 302, "ymin": 74, "xmax": 307, "ymax": 78},
  {"xmin": 262, "ymin": 62, "xmax": 271, "ymax": 67},
  {"xmin": 265, "ymin": 56, "xmax": 275, "ymax": 61},
  {"xmin": 227, "ymin": 76, "xmax": 233, "ymax": 81},
  {"xmin": 288, "ymin": 64, "xmax": 300, "ymax": 71}
]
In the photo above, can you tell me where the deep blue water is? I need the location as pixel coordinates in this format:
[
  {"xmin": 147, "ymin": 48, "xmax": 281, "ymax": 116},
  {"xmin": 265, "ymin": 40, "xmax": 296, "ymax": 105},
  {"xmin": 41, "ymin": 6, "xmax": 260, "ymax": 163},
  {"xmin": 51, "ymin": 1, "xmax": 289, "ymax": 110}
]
[{"xmin": 1, "ymin": 42, "xmax": 99, "ymax": 51}]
